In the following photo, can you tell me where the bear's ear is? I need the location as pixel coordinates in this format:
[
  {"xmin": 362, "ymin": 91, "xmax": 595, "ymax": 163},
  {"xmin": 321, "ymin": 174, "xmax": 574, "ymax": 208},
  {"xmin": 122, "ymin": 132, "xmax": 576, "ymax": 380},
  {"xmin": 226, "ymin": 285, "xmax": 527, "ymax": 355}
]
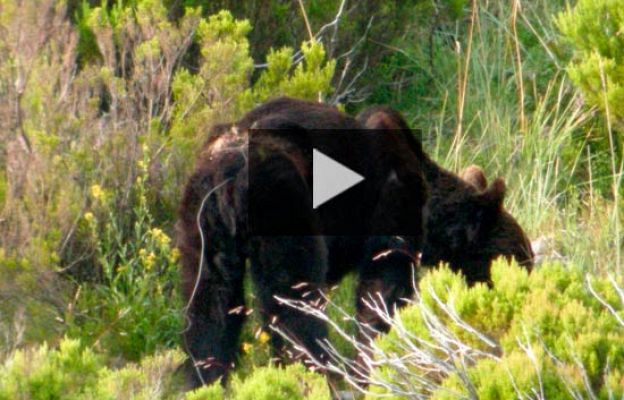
[
  {"xmin": 479, "ymin": 178, "xmax": 506, "ymax": 209},
  {"xmin": 460, "ymin": 165, "xmax": 488, "ymax": 191},
  {"xmin": 462, "ymin": 178, "xmax": 506, "ymax": 245}
]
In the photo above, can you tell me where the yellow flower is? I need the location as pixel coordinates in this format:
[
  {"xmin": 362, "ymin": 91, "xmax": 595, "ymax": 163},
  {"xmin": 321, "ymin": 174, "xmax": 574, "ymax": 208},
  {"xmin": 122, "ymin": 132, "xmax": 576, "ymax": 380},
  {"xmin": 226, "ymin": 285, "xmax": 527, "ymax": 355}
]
[
  {"xmin": 90, "ymin": 184, "xmax": 105, "ymax": 201},
  {"xmin": 258, "ymin": 331, "xmax": 270, "ymax": 345},
  {"xmin": 84, "ymin": 212, "xmax": 95, "ymax": 224},
  {"xmin": 144, "ymin": 251, "xmax": 156, "ymax": 271},
  {"xmin": 150, "ymin": 228, "xmax": 171, "ymax": 246},
  {"xmin": 138, "ymin": 144, "xmax": 150, "ymax": 172},
  {"xmin": 170, "ymin": 248, "xmax": 181, "ymax": 263},
  {"xmin": 242, "ymin": 342, "xmax": 253, "ymax": 353}
]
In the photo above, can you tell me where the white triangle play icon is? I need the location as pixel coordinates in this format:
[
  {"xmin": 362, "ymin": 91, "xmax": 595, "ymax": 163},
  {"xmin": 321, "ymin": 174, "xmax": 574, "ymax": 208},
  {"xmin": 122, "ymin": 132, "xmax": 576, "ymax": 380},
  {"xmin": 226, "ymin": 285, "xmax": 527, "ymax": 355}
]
[{"xmin": 313, "ymin": 149, "xmax": 365, "ymax": 209}]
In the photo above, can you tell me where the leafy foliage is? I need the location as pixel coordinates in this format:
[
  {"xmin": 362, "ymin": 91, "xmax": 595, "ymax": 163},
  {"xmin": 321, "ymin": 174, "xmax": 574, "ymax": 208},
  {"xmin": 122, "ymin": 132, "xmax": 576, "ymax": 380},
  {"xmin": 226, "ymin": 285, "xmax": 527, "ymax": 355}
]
[
  {"xmin": 369, "ymin": 260, "xmax": 624, "ymax": 399},
  {"xmin": 187, "ymin": 364, "xmax": 329, "ymax": 400},
  {"xmin": 555, "ymin": 0, "xmax": 624, "ymax": 196},
  {"xmin": 0, "ymin": 338, "xmax": 328, "ymax": 400},
  {"xmin": 171, "ymin": 0, "xmax": 424, "ymax": 104},
  {"xmin": 0, "ymin": 337, "xmax": 185, "ymax": 400},
  {"xmin": 0, "ymin": 339, "xmax": 102, "ymax": 400},
  {"xmin": 557, "ymin": 0, "xmax": 624, "ymax": 126},
  {"xmin": 64, "ymin": 149, "xmax": 183, "ymax": 361}
]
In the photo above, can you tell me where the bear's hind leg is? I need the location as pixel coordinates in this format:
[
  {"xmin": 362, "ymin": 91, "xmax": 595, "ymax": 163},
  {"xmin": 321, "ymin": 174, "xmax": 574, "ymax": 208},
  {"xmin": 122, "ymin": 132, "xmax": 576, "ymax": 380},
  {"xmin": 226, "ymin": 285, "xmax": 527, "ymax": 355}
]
[{"xmin": 249, "ymin": 235, "xmax": 329, "ymax": 368}]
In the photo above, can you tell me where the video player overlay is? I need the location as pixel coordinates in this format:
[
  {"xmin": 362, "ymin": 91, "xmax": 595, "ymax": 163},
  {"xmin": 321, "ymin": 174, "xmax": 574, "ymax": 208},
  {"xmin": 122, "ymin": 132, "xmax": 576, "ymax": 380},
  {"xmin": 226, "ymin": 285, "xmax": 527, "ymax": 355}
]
[{"xmin": 248, "ymin": 128, "xmax": 425, "ymax": 236}]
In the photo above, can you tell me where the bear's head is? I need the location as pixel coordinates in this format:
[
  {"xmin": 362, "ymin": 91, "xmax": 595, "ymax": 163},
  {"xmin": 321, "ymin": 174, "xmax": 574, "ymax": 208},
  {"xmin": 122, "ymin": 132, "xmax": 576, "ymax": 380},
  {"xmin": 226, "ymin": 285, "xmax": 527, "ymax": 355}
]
[{"xmin": 422, "ymin": 170, "xmax": 533, "ymax": 283}]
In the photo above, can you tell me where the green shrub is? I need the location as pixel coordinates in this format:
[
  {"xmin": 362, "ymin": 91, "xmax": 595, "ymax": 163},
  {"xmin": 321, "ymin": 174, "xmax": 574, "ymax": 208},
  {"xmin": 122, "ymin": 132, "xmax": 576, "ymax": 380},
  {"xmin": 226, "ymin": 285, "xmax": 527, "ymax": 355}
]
[
  {"xmin": 173, "ymin": 0, "xmax": 423, "ymax": 104},
  {"xmin": 0, "ymin": 339, "xmax": 101, "ymax": 400},
  {"xmin": 555, "ymin": 0, "xmax": 624, "ymax": 197},
  {"xmin": 184, "ymin": 383, "xmax": 224, "ymax": 400},
  {"xmin": 94, "ymin": 350, "xmax": 185, "ymax": 400},
  {"xmin": 0, "ymin": 338, "xmax": 184, "ymax": 400},
  {"xmin": 169, "ymin": 9, "xmax": 334, "ymax": 145},
  {"xmin": 240, "ymin": 40, "xmax": 335, "ymax": 107},
  {"xmin": 187, "ymin": 364, "xmax": 330, "ymax": 400},
  {"xmin": 556, "ymin": 0, "xmax": 624, "ymax": 126},
  {"xmin": 368, "ymin": 260, "xmax": 624, "ymax": 399},
  {"xmin": 0, "ymin": 338, "xmax": 328, "ymax": 400},
  {"xmin": 231, "ymin": 363, "xmax": 329, "ymax": 400}
]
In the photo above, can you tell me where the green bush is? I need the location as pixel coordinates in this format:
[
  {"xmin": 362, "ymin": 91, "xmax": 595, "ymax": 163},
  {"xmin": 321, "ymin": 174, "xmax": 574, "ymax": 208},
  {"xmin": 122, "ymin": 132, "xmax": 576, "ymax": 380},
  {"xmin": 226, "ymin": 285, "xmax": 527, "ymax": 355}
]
[
  {"xmin": 94, "ymin": 349, "xmax": 185, "ymax": 400},
  {"xmin": 172, "ymin": 0, "xmax": 423, "ymax": 104},
  {"xmin": 0, "ymin": 338, "xmax": 184, "ymax": 400},
  {"xmin": 556, "ymin": 0, "xmax": 624, "ymax": 126},
  {"xmin": 368, "ymin": 260, "xmax": 624, "ymax": 399},
  {"xmin": 0, "ymin": 339, "xmax": 101, "ymax": 400},
  {"xmin": 187, "ymin": 364, "xmax": 330, "ymax": 400},
  {"xmin": 556, "ymin": 0, "xmax": 624, "ymax": 198},
  {"xmin": 168, "ymin": 9, "xmax": 334, "ymax": 145},
  {"xmin": 0, "ymin": 338, "xmax": 328, "ymax": 400}
]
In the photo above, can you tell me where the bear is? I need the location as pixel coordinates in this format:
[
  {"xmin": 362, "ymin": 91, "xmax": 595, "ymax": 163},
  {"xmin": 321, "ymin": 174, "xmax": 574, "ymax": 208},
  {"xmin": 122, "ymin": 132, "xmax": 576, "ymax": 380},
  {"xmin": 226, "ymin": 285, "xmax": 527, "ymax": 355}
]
[
  {"xmin": 176, "ymin": 97, "xmax": 429, "ymax": 388},
  {"xmin": 356, "ymin": 106, "xmax": 534, "ymax": 285}
]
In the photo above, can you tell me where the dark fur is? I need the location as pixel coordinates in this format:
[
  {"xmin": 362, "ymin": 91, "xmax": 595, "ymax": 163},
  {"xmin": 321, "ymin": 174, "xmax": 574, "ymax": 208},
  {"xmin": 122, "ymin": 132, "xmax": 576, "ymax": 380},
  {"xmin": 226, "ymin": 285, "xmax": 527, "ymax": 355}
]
[
  {"xmin": 356, "ymin": 106, "xmax": 534, "ymax": 285},
  {"xmin": 177, "ymin": 98, "xmax": 428, "ymax": 387}
]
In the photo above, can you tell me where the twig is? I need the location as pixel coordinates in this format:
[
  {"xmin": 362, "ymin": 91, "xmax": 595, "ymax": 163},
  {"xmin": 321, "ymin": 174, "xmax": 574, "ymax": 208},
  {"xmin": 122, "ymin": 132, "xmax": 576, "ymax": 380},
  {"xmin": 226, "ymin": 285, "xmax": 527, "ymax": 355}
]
[
  {"xmin": 454, "ymin": 0, "xmax": 477, "ymax": 163},
  {"xmin": 586, "ymin": 274, "xmax": 624, "ymax": 327},
  {"xmin": 297, "ymin": 0, "xmax": 315, "ymax": 43},
  {"xmin": 511, "ymin": 0, "xmax": 527, "ymax": 133}
]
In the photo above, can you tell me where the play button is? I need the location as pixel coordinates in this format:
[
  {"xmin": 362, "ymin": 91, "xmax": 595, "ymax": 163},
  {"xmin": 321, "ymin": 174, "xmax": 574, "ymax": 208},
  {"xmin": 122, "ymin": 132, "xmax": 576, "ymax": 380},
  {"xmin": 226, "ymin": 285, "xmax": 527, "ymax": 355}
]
[
  {"xmin": 313, "ymin": 149, "xmax": 365, "ymax": 209},
  {"xmin": 249, "ymin": 128, "xmax": 421, "ymax": 235}
]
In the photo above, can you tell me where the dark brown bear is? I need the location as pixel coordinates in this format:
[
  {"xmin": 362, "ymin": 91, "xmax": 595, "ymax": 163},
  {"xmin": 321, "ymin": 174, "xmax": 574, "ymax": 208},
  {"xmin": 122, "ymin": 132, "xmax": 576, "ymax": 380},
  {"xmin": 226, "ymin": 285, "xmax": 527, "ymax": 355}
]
[
  {"xmin": 177, "ymin": 97, "xmax": 429, "ymax": 388},
  {"xmin": 356, "ymin": 106, "xmax": 534, "ymax": 285}
]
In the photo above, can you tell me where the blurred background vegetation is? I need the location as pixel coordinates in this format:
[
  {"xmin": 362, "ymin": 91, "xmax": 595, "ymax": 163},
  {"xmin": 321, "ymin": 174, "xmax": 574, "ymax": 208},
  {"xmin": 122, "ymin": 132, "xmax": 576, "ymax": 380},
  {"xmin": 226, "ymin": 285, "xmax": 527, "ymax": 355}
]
[{"xmin": 0, "ymin": 0, "xmax": 623, "ymax": 398}]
